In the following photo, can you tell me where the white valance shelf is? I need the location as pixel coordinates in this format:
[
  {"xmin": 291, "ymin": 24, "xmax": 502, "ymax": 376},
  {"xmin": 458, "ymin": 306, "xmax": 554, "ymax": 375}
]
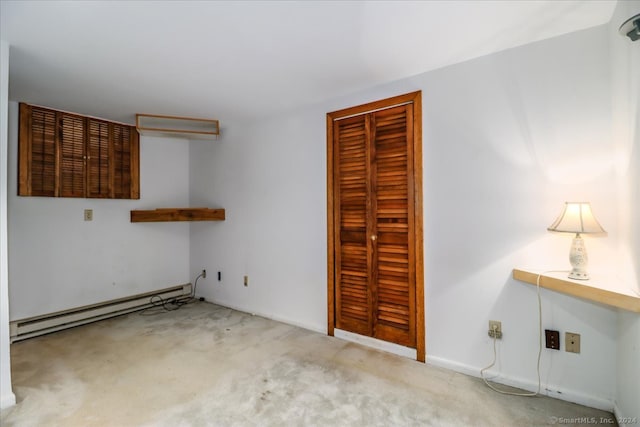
[{"xmin": 136, "ymin": 113, "xmax": 219, "ymax": 140}]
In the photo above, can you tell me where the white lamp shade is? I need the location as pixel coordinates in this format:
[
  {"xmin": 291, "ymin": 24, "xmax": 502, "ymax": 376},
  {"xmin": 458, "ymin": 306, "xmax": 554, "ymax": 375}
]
[{"xmin": 547, "ymin": 202, "xmax": 606, "ymax": 235}]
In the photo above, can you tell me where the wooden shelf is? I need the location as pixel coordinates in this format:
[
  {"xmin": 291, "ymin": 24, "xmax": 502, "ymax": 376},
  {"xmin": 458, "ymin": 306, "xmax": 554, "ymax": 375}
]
[
  {"xmin": 513, "ymin": 268, "xmax": 640, "ymax": 313},
  {"xmin": 131, "ymin": 208, "xmax": 225, "ymax": 223}
]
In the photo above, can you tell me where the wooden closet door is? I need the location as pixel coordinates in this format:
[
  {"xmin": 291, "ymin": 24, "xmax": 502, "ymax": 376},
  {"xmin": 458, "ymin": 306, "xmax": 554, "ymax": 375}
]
[
  {"xmin": 370, "ymin": 105, "xmax": 415, "ymax": 347},
  {"xmin": 334, "ymin": 114, "xmax": 372, "ymax": 337},
  {"xmin": 328, "ymin": 92, "xmax": 423, "ymax": 358}
]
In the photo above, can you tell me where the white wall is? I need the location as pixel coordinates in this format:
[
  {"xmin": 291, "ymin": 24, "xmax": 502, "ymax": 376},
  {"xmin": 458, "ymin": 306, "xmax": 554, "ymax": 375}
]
[
  {"xmin": 418, "ymin": 24, "xmax": 621, "ymax": 411},
  {"xmin": 7, "ymin": 103, "xmax": 191, "ymax": 320},
  {"xmin": 0, "ymin": 40, "xmax": 16, "ymax": 410},
  {"xmin": 611, "ymin": 0, "xmax": 640, "ymax": 422},
  {"xmin": 189, "ymin": 117, "xmax": 328, "ymax": 331},
  {"xmin": 190, "ymin": 24, "xmax": 623, "ymax": 410}
]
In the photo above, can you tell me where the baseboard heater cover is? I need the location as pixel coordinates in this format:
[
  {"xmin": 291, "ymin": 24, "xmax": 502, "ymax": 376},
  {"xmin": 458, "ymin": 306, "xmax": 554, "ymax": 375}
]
[{"xmin": 9, "ymin": 283, "xmax": 192, "ymax": 342}]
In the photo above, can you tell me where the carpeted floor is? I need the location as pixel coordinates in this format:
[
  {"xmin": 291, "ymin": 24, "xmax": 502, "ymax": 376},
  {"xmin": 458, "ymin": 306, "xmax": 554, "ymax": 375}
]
[{"xmin": 1, "ymin": 302, "xmax": 615, "ymax": 426}]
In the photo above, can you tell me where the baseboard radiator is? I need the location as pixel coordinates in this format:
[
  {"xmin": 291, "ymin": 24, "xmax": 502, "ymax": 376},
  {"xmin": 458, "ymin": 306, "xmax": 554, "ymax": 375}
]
[{"xmin": 9, "ymin": 283, "xmax": 192, "ymax": 342}]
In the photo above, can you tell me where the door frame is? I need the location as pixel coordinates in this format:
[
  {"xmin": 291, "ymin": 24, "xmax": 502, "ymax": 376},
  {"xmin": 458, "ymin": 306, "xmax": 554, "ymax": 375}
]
[{"xmin": 326, "ymin": 91, "xmax": 425, "ymax": 362}]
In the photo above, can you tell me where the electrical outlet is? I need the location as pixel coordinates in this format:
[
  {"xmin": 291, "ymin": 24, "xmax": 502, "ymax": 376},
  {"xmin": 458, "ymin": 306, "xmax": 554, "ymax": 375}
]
[
  {"xmin": 84, "ymin": 209, "xmax": 93, "ymax": 221},
  {"xmin": 244, "ymin": 275, "xmax": 249, "ymax": 287},
  {"xmin": 202, "ymin": 269, "xmax": 206, "ymax": 279},
  {"xmin": 488, "ymin": 320, "xmax": 502, "ymax": 339},
  {"xmin": 566, "ymin": 332, "xmax": 580, "ymax": 353},
  {"xmin": 545, "ymin": 329, "xmax": 560, "ymax": 350}
]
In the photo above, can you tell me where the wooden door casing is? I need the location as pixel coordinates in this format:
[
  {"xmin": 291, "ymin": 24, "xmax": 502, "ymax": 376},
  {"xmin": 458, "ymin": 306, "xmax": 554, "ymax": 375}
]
[{"xmin": 327, "ymin": 91, "xmax": 424, "ymax": 361}]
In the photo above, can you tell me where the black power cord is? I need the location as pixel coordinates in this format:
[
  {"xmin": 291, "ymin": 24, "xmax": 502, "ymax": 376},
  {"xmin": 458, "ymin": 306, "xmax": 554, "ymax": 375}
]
[{"xmin": 139, "ymin": 271, "xmax": 205, "ymax": 316}]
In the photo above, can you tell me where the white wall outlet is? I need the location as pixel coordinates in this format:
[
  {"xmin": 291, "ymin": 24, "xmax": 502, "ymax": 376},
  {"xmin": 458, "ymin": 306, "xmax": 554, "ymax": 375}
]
[
  {"xmin": 84, "ymin": 209, "xmax": 93, "ymax": 221},
  {"xmin": 488, "ymin": 320, "xmax": 502, "ymax": 339}
]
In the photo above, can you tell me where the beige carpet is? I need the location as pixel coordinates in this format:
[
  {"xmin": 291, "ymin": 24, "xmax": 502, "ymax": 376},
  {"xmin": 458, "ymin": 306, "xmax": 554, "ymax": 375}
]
[{"xmin": 1, "ymin": 302, "xmax": 614, "ymax": 426}]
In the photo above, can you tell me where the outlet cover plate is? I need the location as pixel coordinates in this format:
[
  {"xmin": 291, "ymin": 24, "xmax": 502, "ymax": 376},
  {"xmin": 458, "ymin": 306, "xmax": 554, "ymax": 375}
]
[
  {"xmin": 566, "ymin": 332, "xmax": 580, "ymax": 353},
  {"xmin": 545, "ymin": 329, "xmax": 560, "ymax": 350},
  {"xmin": 488, "ymin": 320, "xmax": 502, "ymax": 339}
]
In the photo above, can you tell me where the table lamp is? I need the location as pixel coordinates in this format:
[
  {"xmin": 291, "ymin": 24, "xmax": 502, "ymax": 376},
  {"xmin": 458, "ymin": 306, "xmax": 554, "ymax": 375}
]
[{"xmin": 547, "ymin": 202, "xmax": 606, "ymax": 280}]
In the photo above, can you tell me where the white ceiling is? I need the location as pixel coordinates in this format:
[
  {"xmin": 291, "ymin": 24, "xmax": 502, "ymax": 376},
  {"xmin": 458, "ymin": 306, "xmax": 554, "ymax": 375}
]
[{"xmin": 1, "ymin": 1, "xmax": 616, "ymax": 125}]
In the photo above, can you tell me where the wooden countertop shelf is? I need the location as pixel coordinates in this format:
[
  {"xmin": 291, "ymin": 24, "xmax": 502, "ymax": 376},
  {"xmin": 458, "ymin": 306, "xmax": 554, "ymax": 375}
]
[
  {"xmin": 513, "ymin": 268, "xmax": 640, "ymax": 313},
  {"xmin": 131, "ymin": 208, "xmax": 225, "ymax": 223}
]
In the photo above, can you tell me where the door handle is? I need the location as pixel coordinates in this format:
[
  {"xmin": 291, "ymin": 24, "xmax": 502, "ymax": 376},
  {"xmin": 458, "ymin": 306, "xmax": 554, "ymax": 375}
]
[{"xmin": 371, "ymin": 235, "xmax": 377, "ymax": 241}]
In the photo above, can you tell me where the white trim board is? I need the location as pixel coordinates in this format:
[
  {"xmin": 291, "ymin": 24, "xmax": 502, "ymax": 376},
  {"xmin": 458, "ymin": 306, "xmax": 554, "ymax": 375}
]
[
  {"xmin": 428, "ymin": 355, "xmax": 614, "ymax": 412},
  {"xmin": 206, "ymin": 298, "xmax": 325, "ymax": 335},
  {"xmin": 0, "ymin": 393, "xmax": 16, "ymax": 411}
]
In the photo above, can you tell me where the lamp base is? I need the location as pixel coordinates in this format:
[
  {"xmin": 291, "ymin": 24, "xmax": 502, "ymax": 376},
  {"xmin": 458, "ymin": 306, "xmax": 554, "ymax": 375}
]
[
  {"xmin": 568, "ymin": 234, "xmax": 589, "ymax": 280},
  {"xmin": 568, "ymin": 270, "xmax": 589, "ymax": 280}
]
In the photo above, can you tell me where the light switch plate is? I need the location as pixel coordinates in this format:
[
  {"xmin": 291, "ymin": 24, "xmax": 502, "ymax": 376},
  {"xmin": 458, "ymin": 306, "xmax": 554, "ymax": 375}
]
[
  {"xmin": 566, "ymin": 332, "xmax": 580, "ymax": 353},
  {"xmin": 84, "ymin": 209, "xmax": 93, "ymax": 221}
]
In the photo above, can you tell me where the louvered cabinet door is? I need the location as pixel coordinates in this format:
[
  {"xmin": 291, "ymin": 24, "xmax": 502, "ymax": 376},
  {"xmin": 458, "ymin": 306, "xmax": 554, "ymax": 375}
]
[
  {"xmin": 19, "ymin": 103, "xmax": 140, "ymax": 200},
  {"xmin": 59, "ymin": 114, "xmax": 86, "ymax": 197},
  {"xmin": 334, "ymin": 114, "xmax": 372, "ymax": 336},
  {"xmin": 87, "ymin": 119, "xmax": 110, "ymax": 198},
  {"xmin": 19, "ymin": 105, "xmax": 57, "ymax": 196},
  {"xmin": 112, "ymin": 124, "xmax": 132, "ymax": 199},
  {"xmin": 371, "ymin": 105, "xmax": 415, "ymax": 347}
]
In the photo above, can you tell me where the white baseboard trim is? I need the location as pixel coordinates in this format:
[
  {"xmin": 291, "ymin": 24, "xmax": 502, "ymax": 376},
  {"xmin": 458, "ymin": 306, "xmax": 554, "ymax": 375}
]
[
  {"xmin": 613, "ymin": 403, "xmax": 623, "ymax": 426},
  {"xmin": 0, "ymin": 392, "xmax": 16, "ymax": 410},
  {"xmin": 201, "ymin": 301, "xmax": 615, "ymax": 413},
  {"xmin": 206, "ymin": 299, "xmax": 326, "ymax": 335},
  {"xmin": 428, "ymin": 355, "xmax": 613, "ymax": 412},
  {"xmin": 206, "ymin": 301, "xmax": 418, "ymax": 359},
  {"xmin": 613, "ymin": 402, "xmax": 636, "ymax": 427}
]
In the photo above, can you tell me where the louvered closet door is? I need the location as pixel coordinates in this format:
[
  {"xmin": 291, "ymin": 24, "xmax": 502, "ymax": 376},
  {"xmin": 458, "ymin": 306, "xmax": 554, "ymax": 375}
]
[
  {"xmin": 334, "ymin": 114, "xmax": 372, "ymax": 337},
  {"xmin": 371, "ymin": 105, "xmax": 415, "ymax": 347},
  {"xmin": 331, "ymin": 94, "xmax": 421, "ymax": 351}
]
